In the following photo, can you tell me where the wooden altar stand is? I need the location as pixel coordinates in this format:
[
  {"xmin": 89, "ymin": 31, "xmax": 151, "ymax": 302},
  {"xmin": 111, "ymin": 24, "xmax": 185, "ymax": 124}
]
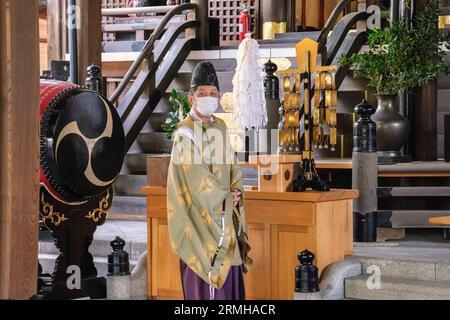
[{"xmin": 143, "ymin": 186, "xmax": 358, "ymax": 300}]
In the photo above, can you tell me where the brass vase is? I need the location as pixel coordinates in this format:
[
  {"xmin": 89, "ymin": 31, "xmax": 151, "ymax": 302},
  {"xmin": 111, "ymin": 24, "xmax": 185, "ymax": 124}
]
[{"xmin": 371, "ymin": 94, "xmax": 410, "ymax": 158}]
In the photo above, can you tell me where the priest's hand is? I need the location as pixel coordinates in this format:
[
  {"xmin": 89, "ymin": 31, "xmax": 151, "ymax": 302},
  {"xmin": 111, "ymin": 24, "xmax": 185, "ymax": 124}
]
[{"xmin": 232, "ymin": 189, "xmax": 242, "ymax": 207}]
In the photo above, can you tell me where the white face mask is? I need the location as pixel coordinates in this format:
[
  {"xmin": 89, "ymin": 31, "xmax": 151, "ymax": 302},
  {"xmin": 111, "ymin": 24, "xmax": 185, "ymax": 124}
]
[{"xmin": 194, "ymin": 96, "xmax": 219, "ymax": 117}]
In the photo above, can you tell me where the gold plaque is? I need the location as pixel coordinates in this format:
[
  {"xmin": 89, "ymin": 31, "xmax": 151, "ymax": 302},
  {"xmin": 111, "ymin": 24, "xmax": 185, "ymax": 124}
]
[
  {"xmin": 283, "ymin": 76, "xmax": 291, "ymax": 94},
  {"xmin": 262, "ymin": 21, "xmax": 287, "ymax": 40},
  {"xmin": 330, "ymin": 109, "xmax": 337, "ymax": 126},
  {"xmin": 313, "ymin": 108, "xmax": 320, "ymax": 126},
  {"xmin": 330, "ymin": 128, "xmax": 337, "ymax": 145},
  {"xmin": 294, "ymin": 75, "xmax": 301, "ymax": 93},
  {"xmin": 320, "ymin": 73, "xmax": 327, "ymax": 91},
  {"xmin": 325, "ymin": 90, "xmax": 337, "ymax": 107}
]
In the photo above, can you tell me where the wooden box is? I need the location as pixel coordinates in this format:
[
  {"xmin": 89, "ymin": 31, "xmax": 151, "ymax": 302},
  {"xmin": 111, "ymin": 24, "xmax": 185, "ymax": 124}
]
[
  {"xmin": 249, "ymin": 154, "xmax": 302, "ymax": 192},
  {"xmin": 146, "ymin": 155, "xmax": 171, "ymax": 188},
  {"xmin": 143, "ymin": 187, "xmax": 358, "ymax": 300}
]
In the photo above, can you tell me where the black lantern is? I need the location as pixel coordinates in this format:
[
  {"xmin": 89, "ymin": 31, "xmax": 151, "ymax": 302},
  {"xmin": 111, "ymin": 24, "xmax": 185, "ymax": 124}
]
[
  {"xmin": 108, "ymin": 237, "xmax": 131, "ymax": 276},
  {"xmin": 353, "ymin": 99, "xmax": 377, "ymax": 153},
  {"xmin": 295, "ymin": 250, "xmax": 320, "ymax": 293},
  {"xmin": 263, "ymin": 59, "xmax": 279, "ymax": 100}
]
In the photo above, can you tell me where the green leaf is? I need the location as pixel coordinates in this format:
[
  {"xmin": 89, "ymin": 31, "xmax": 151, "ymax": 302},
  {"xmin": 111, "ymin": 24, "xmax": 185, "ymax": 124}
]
[
  {"xmin": 161, "ymin": 90, "xmax": 192, "ymax": 137},
  {"xmin": 338, "ymin": 0, "xmax": 449, "ymax": 95}
]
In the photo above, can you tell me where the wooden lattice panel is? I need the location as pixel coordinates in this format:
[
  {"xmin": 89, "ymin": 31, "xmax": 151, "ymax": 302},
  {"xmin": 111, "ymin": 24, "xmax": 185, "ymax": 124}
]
[
  {"xmin": 102, "ymin": 0, "xmax": 130, "ymax": 42},
  {"xmin": 208, "ymin": 0, "xmax": 260, "ymax": 46}
]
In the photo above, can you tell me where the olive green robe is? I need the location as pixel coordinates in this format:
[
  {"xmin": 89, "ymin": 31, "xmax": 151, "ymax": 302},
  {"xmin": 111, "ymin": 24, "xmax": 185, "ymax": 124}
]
[{"xmin": 167, "ymin": 115, "xmax": 252, "ymax": 289}]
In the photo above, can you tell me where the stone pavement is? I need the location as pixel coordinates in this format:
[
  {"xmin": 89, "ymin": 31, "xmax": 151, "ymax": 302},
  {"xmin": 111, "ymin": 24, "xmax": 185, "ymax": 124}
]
[
  {"xmin": 354, "ymin": 240, "xmax": 450, "ymax": 264},
  {"xmin": 39, "ymin": 220, "xmax": 147, "ymax": 277},
  {"xmin": 95, "ymin": 220, "xmax": 147, "ymax": 243}
]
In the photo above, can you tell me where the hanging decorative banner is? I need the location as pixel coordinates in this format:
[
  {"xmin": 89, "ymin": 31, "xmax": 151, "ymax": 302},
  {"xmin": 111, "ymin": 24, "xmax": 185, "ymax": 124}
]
[{"xmin": 232, "ymin": 34, "xmax": 268, "ymax": 130}]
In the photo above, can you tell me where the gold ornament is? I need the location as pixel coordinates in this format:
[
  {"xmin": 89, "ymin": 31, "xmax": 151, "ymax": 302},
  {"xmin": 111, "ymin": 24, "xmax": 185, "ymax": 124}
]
[
  {"xmin": 40, "ymin": 193, "xmax": 69, "ymax": 229},
  {"xmin": 85, "ymin": 190, "xmax": 111, "ymax": 223}
]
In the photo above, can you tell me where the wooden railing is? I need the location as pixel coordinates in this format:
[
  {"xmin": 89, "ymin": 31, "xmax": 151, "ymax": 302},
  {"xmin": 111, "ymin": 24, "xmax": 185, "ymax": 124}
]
[
  {"xmin": 106, "ymin": 3, "xmax": 198, "ymax": 105},
  {"xmin": 103, "ymin": 3, "xmax": 201, "ymax": 151},
  {"xmin": 102, "ymin": 5, "xmax": 178, "ymax": 16},
  {"xmin": 318, "ymin": 0, "xmax": 357, "ymax": 54}
]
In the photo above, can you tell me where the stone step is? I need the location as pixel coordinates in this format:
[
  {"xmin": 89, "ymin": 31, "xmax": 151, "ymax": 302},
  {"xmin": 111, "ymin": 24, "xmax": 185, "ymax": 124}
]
[
  {"xmin": 345, "ymin": 275, "xmax": 450, "ymax": 300},
  {"xmin": 144, "ymin": 112, "xmax": 170, "ymax": 132},
  {"xmin": 123, "ymin": 153, "xmax": 162, "ymax": 175},
  {"xmin": 257, "ymin": 38, "xmax": 315, "ymax": 45},
  {"xmin": 109, "ymin": 195, "xmax": 147, "ymax": 221},
  {"xmin": 353, "ymin": 256, "xmax": 450, "ymax": 281},
  {"xmin": 378, "ymin": 187, "xmax": 450, "ymax": 198},
  {"xmin": 113, "ymin": 174, "xmax": 147, "ymax": 197},
  {"xmin": 102, "ymin": 40, "xmax": 146, "ymax": 53},
  {"xmin": 135, "ymin": 131, "xmax": 173, "ymax": 154},
  {"xmin": 177, "ymin": 58, "xmax": 237, "ymax": 73},
  {"xmin": 274, "ymin": 31, "xmax": 321, "ymax": 40},
  {"xmin": 379, "ymin": 210, "xmax": 450, "ymax": 228}
]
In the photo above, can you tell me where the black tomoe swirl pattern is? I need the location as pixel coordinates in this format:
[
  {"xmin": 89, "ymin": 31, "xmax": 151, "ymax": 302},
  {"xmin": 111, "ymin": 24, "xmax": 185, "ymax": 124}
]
[{"xmin": 40, "ymin": 87, "xmax": 125, "ymax": 202}]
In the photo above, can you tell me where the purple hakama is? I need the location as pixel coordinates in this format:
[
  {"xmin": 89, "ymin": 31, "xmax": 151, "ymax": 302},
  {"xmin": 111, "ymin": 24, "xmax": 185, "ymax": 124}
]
[{"xmin": 180, "ymin": 261, "xmax": 246, "ymax": 300}]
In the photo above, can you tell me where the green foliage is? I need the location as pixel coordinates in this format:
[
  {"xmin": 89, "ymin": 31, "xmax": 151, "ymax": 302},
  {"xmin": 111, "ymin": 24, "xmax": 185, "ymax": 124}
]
[
  {"xmin": 161, "ymin": 89, "xmax": 192, "ymax": 140},
  {"xmin": 339, "ymin": 0, "xmax": 450, "ymax": 95}
]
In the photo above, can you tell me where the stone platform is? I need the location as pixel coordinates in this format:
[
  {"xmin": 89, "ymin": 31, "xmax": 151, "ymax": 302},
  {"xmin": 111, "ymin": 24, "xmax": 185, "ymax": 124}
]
[{"xmin": 345, "ymin": 240, "xmax": 450, "ymax": 300}]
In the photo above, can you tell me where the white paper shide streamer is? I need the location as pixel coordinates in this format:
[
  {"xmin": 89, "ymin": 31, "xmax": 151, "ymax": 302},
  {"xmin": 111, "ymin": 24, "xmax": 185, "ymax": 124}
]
[{"xmin": 232, "ymin": 35, "xmax": 267, "ymax": 130}]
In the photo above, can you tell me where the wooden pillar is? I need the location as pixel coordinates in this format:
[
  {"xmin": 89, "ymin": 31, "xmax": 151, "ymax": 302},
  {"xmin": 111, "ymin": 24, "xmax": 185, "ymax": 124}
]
[
  {"xmin": 287, "ymin": 0, "xmax": 296, "ymax": 32},
  {"xmin": 414, "ymin": 80, "xmax": 438, "ymax": 161},
  {"xmin": 191, "ymin": 0, "xmax": 209, "ymax": 49},
  {"xmin": 414, "ymin": 0, "xmax": 438, "ymax": 161},
  {"xmin": 261, "ymin": 0, "xmax": 288, "ymax": 39},
  {"xmin": 76, "ymin": 0, "xmax": 102, "ymax": 84},
  {"xmin": 0, "ymin": 0, "xmax": 40, "ymax": 300},
  {"xmin": 47, "ymin": 0, "xmax": 67, "ymax": 66}
]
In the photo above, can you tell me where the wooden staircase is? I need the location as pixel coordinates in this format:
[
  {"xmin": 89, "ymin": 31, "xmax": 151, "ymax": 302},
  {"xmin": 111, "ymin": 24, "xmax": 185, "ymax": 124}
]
[{"xmin": 376, "ymin": 162, "xmax": 450, "ymax": 230}]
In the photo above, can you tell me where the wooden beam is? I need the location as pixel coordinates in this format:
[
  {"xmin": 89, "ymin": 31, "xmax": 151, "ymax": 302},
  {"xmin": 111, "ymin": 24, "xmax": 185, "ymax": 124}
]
[
  {"xmin": 319, "ymin": 0, "xmax": 325, "ymax": 28},
  {"xmin": 412, "ymin": 0, "xmax": 437, "ymax": 161},
  {"xmin": 76, "ymin": 0, "xmax": 102, "ymax": 84},
  {"xmin": 414, "ymin": 80, "xmax": 438, "ymax": 161},
  {"xmin": 0, "ymin": 0, "xmax": 40, "ymax": 300},
  {"xmin": 47, "ymin": 0, "xmax": 67, "ymax": 67}
]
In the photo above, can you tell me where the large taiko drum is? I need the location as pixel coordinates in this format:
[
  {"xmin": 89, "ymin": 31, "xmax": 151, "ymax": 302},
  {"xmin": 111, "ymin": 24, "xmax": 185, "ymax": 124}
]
[{"xmin": 40, "ymin": 80, "xmax": 125, "ymax": 203}]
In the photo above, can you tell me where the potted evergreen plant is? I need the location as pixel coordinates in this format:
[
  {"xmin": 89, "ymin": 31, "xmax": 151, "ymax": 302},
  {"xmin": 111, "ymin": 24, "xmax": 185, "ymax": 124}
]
[
  {"xmin": 339, "ymin": 0, "xmax": 450, "ymax": 159},
  {"xmin": 162, "ymin": 89, "xmax": 192, "ymax": 141}
]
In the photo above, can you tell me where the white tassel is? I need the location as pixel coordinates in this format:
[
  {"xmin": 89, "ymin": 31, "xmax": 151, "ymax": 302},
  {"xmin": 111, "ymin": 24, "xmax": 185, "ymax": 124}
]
[{"xmin": 232, "ymin": 34, "xmax": 268, "ymax": 130}]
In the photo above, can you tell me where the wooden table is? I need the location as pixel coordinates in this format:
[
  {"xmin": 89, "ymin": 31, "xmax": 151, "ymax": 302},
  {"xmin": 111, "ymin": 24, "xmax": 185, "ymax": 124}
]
[{"xmin": 142, "ymin": 187, "xmax": 358, "ymax": 300}]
